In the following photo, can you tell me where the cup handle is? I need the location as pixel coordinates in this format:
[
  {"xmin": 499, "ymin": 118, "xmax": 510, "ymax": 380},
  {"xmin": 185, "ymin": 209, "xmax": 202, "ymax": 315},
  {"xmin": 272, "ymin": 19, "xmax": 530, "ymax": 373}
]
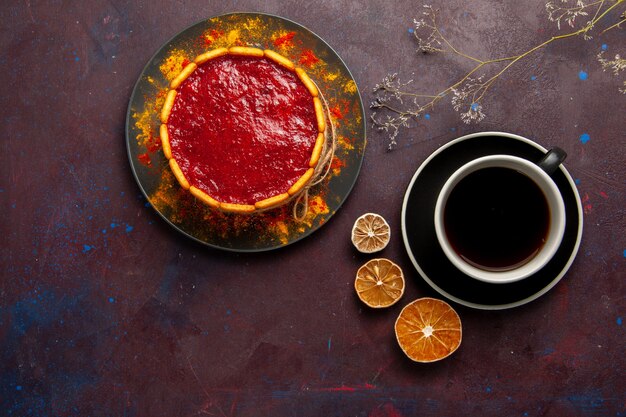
[{"xmin": 537, "ymin": 147, "xmax": 567, "ymax": 175}]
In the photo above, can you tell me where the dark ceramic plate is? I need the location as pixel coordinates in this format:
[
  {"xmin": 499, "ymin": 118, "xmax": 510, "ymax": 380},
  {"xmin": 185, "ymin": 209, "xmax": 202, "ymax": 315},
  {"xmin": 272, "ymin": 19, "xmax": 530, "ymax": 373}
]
[
  {"xmin": 401, "ymin": 132, "xmax": 583, "ymax": 310},
  {"xmin": 126, "ymin": 13, "xmax": 365, "ymax": 252}
]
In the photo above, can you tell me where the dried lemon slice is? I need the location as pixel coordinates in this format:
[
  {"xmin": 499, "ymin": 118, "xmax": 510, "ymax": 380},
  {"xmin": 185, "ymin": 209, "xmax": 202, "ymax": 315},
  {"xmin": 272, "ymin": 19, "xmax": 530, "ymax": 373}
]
[
  {"xmin": 355, "ymin": 258, "xmax": 405, "ymax": 308},
  {"xmin": 351, "ymin": 213, "xmax": 391, "ymax": 253},
  {"xmin": 395, "ymin": 298, "xmax": 462, "ymax": 363}
]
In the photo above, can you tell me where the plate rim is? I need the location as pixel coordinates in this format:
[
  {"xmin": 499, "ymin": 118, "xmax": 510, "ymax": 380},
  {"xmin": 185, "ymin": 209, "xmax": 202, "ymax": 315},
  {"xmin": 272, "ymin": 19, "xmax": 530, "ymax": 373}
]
[
  {"xmin": 400, "ymin": 131, "xmax": 583, "ymax": 310},
  {"xmin": 125, "ymin": 12, "xmax": 366, "ymax": 252}
]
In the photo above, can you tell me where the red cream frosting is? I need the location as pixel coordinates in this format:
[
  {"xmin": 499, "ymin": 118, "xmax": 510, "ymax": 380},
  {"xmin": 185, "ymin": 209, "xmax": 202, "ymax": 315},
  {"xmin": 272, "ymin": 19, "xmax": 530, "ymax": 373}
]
[{"xmin": 167, "ymin": 55, "xmax": 318, "ymax": 205}]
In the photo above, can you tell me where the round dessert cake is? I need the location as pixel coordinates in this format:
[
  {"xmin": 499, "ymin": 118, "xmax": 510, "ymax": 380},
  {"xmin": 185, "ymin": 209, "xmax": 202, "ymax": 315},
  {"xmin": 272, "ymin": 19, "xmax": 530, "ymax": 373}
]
[{"xmin": 159, "ymin": 46, "xmax": 326, "ymax": 214}]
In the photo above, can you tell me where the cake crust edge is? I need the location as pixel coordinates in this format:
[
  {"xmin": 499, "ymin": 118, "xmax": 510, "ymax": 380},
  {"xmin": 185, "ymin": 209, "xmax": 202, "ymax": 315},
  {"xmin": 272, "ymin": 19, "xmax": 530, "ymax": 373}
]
[{"xmin": 161, "ymin": 48, "xmax": 327, "ymax": 214}]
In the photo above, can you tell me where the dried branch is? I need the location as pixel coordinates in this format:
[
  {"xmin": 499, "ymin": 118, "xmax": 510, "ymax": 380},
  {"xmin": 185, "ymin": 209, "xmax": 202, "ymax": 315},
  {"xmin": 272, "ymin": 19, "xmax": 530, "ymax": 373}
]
[{"xmin": 371, "ymin": 0, "xmax": 626, "ymax": 149}]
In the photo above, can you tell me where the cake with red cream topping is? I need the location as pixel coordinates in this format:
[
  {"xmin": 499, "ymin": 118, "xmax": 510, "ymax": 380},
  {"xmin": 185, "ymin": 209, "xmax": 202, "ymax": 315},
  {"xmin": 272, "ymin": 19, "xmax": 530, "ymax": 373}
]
[{"xmin": 159, "ymin": 46, "xmax": 326, "ymax": 214}]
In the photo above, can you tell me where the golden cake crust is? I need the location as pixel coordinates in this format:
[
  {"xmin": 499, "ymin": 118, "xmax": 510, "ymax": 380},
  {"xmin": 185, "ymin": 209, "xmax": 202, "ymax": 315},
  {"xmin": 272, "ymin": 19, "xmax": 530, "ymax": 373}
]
[{"xmin": 160, "ymin": 47, "xmax": 326, "ymax": 214}]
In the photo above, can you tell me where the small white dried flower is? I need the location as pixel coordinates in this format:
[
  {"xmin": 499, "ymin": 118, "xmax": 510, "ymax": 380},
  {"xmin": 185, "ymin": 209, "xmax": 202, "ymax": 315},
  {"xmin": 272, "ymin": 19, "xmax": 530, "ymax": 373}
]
[
  {"xmin": 451, "ymin": 76, "xmax": 484, "ymax": 110},
  {"xmin": 450, "ymin": 76, "xmax": 487, "ymax": 124},
  {"xmin": 597, "ymin": 51, "xmax": 626, "ymax": 76},
  {"xmin": 451, "ymin": 88, "xmax": 468, "ymax": 112},
  {"xmin": 597, "ymin": 51, "xmax": 626, "ymax": 94},
  {"xmin": 459, "ymin": 102, "xmax": 486, "ymax": 124},
  {"xmin": 412, "ymin": 5, "xmax": 444, "ymax": 54},
  {"xmin": 546, "ymin": 0, "xmax": 590, "ymax": 30},
  {"xmin": 372, "ymin": 73, "xmax": 416, "ymax": 104},
  {"xmin": 370, "ymin": 102, "xmax": 417, "ymax": 150}
]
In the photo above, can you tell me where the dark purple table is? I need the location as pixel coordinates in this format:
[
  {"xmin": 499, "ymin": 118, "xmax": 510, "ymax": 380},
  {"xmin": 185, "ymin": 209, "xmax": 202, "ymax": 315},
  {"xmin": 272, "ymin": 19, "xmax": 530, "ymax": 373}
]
[{"xmin": 2, "ymin": 1, "xmax": 624, "ymax": 416}]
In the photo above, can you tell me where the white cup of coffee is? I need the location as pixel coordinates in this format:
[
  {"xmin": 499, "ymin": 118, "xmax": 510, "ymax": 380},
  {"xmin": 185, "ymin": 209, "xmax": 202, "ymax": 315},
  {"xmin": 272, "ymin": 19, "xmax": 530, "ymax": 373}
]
[{"xmin": 434, "ymin": 149, "xmax": 567, "ymax": 284}]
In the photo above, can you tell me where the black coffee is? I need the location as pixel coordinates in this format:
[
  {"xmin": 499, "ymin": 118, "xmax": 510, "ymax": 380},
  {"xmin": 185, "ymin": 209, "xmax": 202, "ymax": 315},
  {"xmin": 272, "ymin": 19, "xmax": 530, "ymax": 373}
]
[{"xmin": 443, "ymin": 167, "xmax": 550, "ymax": 271}]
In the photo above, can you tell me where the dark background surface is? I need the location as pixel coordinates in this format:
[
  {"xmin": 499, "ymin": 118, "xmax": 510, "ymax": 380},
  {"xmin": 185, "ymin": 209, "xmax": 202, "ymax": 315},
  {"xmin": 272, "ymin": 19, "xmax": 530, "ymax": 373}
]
[{"xmin": 1, "ymin": 1, "xmax": 624, "ymax": 416}]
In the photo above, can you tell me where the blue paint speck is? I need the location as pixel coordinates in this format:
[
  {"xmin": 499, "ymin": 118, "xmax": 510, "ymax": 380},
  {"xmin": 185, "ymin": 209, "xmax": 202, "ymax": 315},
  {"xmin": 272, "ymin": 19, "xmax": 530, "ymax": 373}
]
[
  {"xmin": 623, "ymin": 249, "xmax": 626, "ymax": 258},
  {"xmin": 226, "ymin": 309, "xmax": 232, "ymax": 315},
  {"xmin": 579, "ymin": 133, "xmax": 590, "ymax": 144},
  {"xmin": 486, "ymin": 386, "xmax": 492, "ymax": 393},
  {"xmin": 567, "ymin": 394, "xmax": 605, "ymax": 409},
  {"xmin": 144, "ymin": 202, "xmax": 151, "ymax": 207},
  {"xmin": 82, "ymin": 245, "xmax": 94, "ymax": 253},
  {"xmin": 108, "ymin": 297, "xmax": 115, "ymax": 303},
  {"xmin": 471, "ymin": 102, "xmax": 479, "ymax": 111},
  {"xmin": 530, "ymin": 75, "xmax": 537, "ymax": 81},
  {"xmin": 328, "ymin": 337, "xmax": 332, "ymax": 351},
  {"xmin": 408, "ymin": 28, "xmax": 414, "ymax": 34},
  {"xmin": 575, "ymin": 178, "xmax": 581, "ymax": 185},
  {"xmin": 125, "ymin": 225, "xmax": 133, "ymax": 233},
  {"xmin": 74, "ymin": 56, "xmax": 80, "ymax": 62},
  {"xmin": 601, "ymin": 44, "xmax": 607, "ymax": 51},
  {"xmin": 617, "ymin": 317, "xmax": 623, "ymax": 326},
  {"xmin": 424, "ymin": 113, "xmax": 431, "ymax": 120},
  {"xmin": 450, "ymin": 127, "xmax": 456, "ymax": 132},
  {"xmin": 578, "ymin": 70, "xmax": 588, "ymax": 80},
  {"xmin": 16, "ymin": 386, "xmax": 22, "ymax": 391},
  {"xmin": 102, "ymin": 229, "xmax": 107, "ymax": 234},
  {"xmin": 110, "ymin": 222, "xmax": 117, "ymax": 228}
]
